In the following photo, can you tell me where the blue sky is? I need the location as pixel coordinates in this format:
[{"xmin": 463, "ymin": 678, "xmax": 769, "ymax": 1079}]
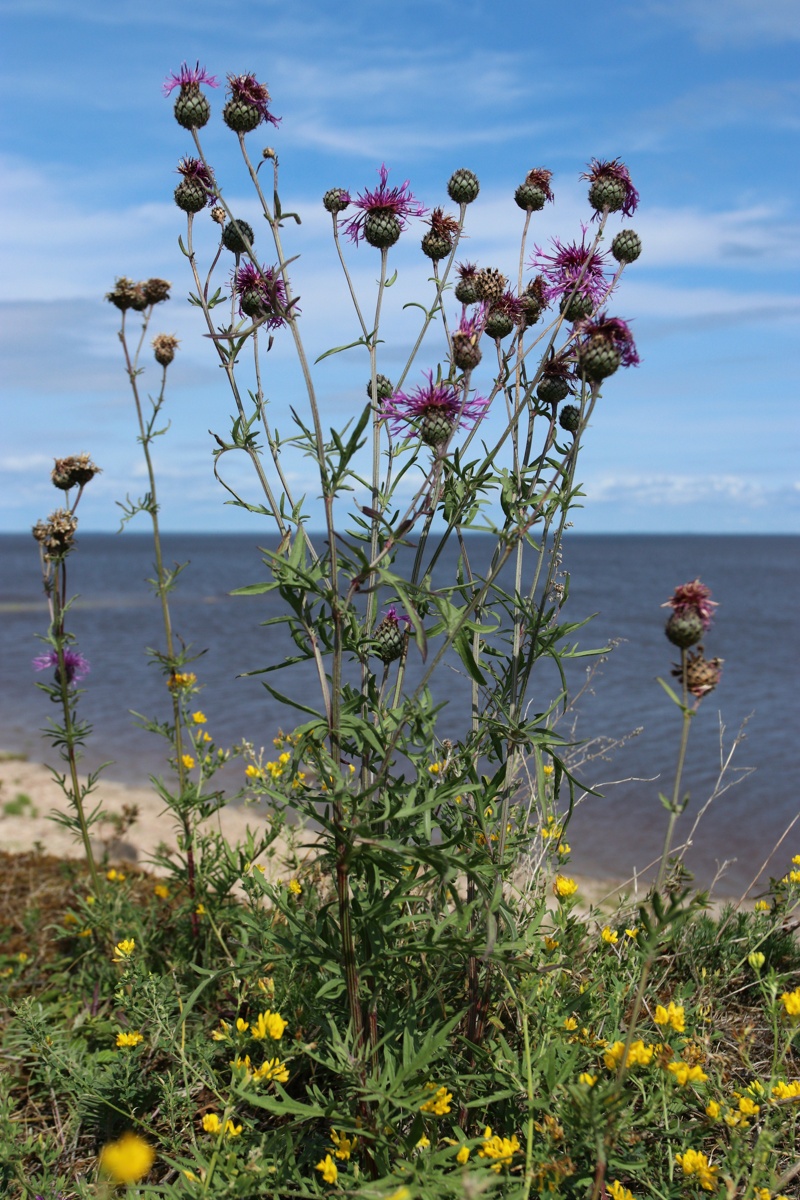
[{"xmin": 1, "ymin": 0, "xmax": 798, "ymax": 533}]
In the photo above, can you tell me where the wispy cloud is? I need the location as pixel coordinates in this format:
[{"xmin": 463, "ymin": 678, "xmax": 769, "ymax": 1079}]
[
  {"xmin": 638, "ymin": 0, "xmax": 800, "ymax": 45},
  {"xmin": 585, "ymin": 474, "xmax": 800, "ymax": 509}
]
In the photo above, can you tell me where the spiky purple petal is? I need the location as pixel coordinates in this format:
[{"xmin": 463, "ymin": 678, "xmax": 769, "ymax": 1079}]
[
  {"xmin": 162, "ymin": 62, "xmax": 219, "ymax": 97},
  {"xmin": 380, "ymin": 371, "xmax": 489, "ymax": 439},
  {"xmin": 33, "ymin": 648, "xmax": 90, "ymax": 685},
  {"xmin": 343, "ymin": 164, "xmax": 427, "ymax": 245}
]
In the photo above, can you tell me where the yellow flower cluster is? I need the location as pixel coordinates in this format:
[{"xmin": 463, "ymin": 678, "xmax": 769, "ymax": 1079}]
[
  {"xmin": 420, "ymin": 1084, "xmax": 453, "ymax": 1115},
  {"xmin": 604, "ymin": 1039, "xmax": 654, "ymax": 1070},
  {"xmin": 607, "ymin": 1182, "xmax": 636, "ymax": 1200},
  {"xmin": 478, "ymin": 1126, "xmax": 520, "ymax": 1172},
  {"xmin": 771, "ymin": 1079, "xmax": 800, "ymax": 1100},
  {"xmin": 201, "ymin": 1113, "xmax": 242, "ymax": 1137},
  {"xmin": 167, "ymin": 672, "xmax": 196, "ymax": 690},
  {"xmin": 112, "ymin": 938, "xmax": 135, "ymax": 962},
  {"xmin": 98, "ymin": 1132, "xmax": 155, "ymax": 1184},
  {"xmin": 181, "ymin": 753, "xmax": 195, "ymax": 770},
  {"xmin": 154, "ymin": 883, "xmax": 170, "ymax": 899},
  {"xmin": 781, "ymin": 988, "xmax": 800, "ymax": 1019},
  {"xmin": 316, "ymin": 1153, "xmax": 338, "ymax": 1184},
  {"xmin": 116, "ymin": 1030, "xmax": 144, "ymax": 1049},
  {"xmin": 288, "ymin": 879, "xmax": 302, "ymax": 895},
  {"xmin": 654, "ymin": 1001, "xmax": 685, "ymax": 1033},
  {"xmin": 554, "ymin": 875, "xmax": 578, "ymax": 899},
  {"xmin": 601, "ymin": 926, "xmax": 619, "ymax": 945},
  {"xmin": 675, "ymin": 1149, "xmax": 718, "ymax": 1191},
  {"xmin": 251, "ymin": 1009, "xmax": 287, "ymax": 1040},
  {"xmin": 191, "ymin": 710, "xmax": 207, "ymax": 724},
  {"xmin": 106, "ymin": 868, "xmax": 126, "ymax": 882},
  {"xmin": 330, "ymin": 1127, "xmax": 357, "ymax": 1160},
  {"xmin": 666, "ymin": 1061, "xmax": 707, "ymax": 1086}
]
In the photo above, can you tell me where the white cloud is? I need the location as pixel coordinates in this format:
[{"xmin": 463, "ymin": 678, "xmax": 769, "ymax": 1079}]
[
  {"xmin": 639, "ymin": 0, "xmax": 800, "ymax": 45},
  {"xmin": 585, "ymin": 474, "xmax": 799, "ymax": 509}
]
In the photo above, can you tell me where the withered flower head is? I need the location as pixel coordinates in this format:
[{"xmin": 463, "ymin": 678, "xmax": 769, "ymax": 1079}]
[
  {"xmin": 152, "ymin": 334, "xmax": 180, "ymax": 367},
  {"xmin": 105, "ymin": 277, "xmax": 147, "ymax": 312},
  {"xmin": 33, "ymin": 509, "xmax": 78, "ymax": 560},
  {"xmin": 142, "ymin": 278, "xmax": 171, "ymax": 305},
  {"xmin": 51, "ymin": 454, "xmax": 101, "ymax": 491},
  {"xmin": 673, "ymin": 648, "xmax": 723, "ymax": 700}
]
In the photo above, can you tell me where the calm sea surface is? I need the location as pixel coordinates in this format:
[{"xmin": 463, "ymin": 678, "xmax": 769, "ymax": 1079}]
[{"xmin": 1, "ymin": 533, "xmax": 797, "ymax": 892}]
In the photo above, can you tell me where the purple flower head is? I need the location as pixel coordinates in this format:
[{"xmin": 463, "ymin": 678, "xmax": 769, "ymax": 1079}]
[
  {"xmin": 456, "ymin": 302, "xmax": 487, "ymax": 340},
  {"xmin": 529, "ymin": 231, "xmax": 611, "ymax": 306},
  {"xmin": 33, "ymin": 648, "xmax": 90, "ymax": 686},
  {"xmin": 380, "ymin": 371, "xmax": 490, "ymax": 443},
  {"xmin": 162, "ymin": 61, "xmax": 219, "ymax": 97},
  {"xmin": 662, "ymin": 579, "xmax": 718, "ymax": 631},
  {"xmin": 383, "ymin": 605, "xmax": 413, "ymax": 631},
  {"xmin": 342, "ymin": 164, "xmax": 428, "ymax": 245},
  {"xmin": 176, "ymin": 156, "xmax": 217, "ymax": 204},
  {"xmin": 233, "ymin": 262, "xmax": 292, "ymax": 328},
  {"xmin": 490, "ymin": 290, "xmax": 525, "ymax": 323},
  {"xmin": 227, "ymin": 73, "xmax": 281, "ymax": 127},
  {"xmin": 576, "ymin": 312, "xmax": 640, "ymax": 368},
  {"xmin": 581, "ymin": 158, "xmax": 639, "ymax": 219}
]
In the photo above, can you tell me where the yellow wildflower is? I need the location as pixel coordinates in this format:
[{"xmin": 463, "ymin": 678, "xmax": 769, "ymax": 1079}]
[
  {"xmin": 245, "ymin": 763, "xmax": 262, "ymax": 779},
  {"xmin": 202, "ymin": 1113, "xmax": 222, "ymax": 1134},
  {"xmin": 675, "ymin": 1148, "xmax": 718, "ymax": 1191},
  {"xmin": 85, "ymin": 894, "xmax": 96, "ymax": 904},
  {"xmin": 579, "ymin": 1072, "xmax": 597, "ymax": 1087},
  {"xmin": 604, "ymin": 1039, "xmax": 654, "ymax": 1070},
  {"xmin": 79, "ymin": 928, "xmax": 92, "ymax": 937},
  {"xmin": 236, "ymin": 1017, "xmax": 250, "ymax": 1034},
  {"xmin": 754, "ymin": 899, "xmax": 770, "ymax": 912},
  {"xmin": 202, "ymin": 731, "xmax": 212, "ymax": 742},
  {"xmin": 330, "ymin": 1128, "xmax": 357, "ymax": 1160},
  {"xmin": 607, "ymin": 1183, "xmax": 636, "ymax": 1200},
  {"xmin": 106, "ymin": 868, "xmax": 126, "ymax": 882},
  {"xmin": 385, "ymin": 1190, "xmax": 411, "ymax": 1200},
  {"xmin": 543, "ymin": 764, "xmax": 554, "ymax": 777},
  {"xmin": 225, "ymin": 1119, "xmax": 243, "ymax": 1138},
  {"xmin": 793, "ymin": 854, "xmax": 800, "ymax": 865},
  {"xmin": 112, "ymin": 938, "xmax": 135, "ymax": 962},
  {"xmin": 316, "ymin": 1154, "xmax": 338, "ymax": 1184},
  {"xmin": 288, "ymin": 879, "xmax": 302, "ymax": 895},
  {"xmin": 98, "ymin": 1132, "xmax": 155, "ymax": 1184},
  {"xmin": 251, "ymin": 1009, "xmax": 287, "ymax": 1040},
  {"xmin": 116, "ymin": 1030, "xmax": 144, "ymax": 1049},
  {"xmin": 543, "ymin": 936, "xmax": 559, "ymax": 951},
  {"xmin": 625, "ymin": 927, "xmax": 639, "ymax": 939},
  {"xmin": 167, "ymin": 672, "xmax": 196, "ymax": 690},
  {"xmin": 601, "ymin": 926, "xmax": 619, "ymax": 945},
  {"xmin": 181, "ymin": 754, "xmax": 195, "ymax": 770},
  {"xmin": 154, "ymin": 883, "xmax": 169, "ymax": 899},
  {"xmin": 211, "ymin": 1019, "xmax": 230, "ymax": 1042},
  {"xmin": 771, "ymin": 1079, "xmax": 800, "ymax": 1100},
  {"xmin": 420, "ymin": 1083, "xmax": 453, "ymax": 1115},
  {"xmin": 191, "ymin": 711, "xmax": 207, "ymax": 724},
  {"xmin": 253, "ymin": 1057, "xmax": 289, "ymax": 1083},
  {"xmin": 790, "ymin": 870, "xmax": 800, "ymax": 884},
  {"xmin": 563, "ymin": 1017, "xmax": 578, "ymax": 1031},
  {"xmin": 781, "ymin": 988, "xmax": 800, "ymax": 1019},
  {"xmin": 705, "ymin": 1100, "xmax": 721, "ymax": 1119},
  {"xmin": 416, "ymin": 1134, "xmax": 431, "ymax": 1149},
  {"xmin": 195, "ymin": 903, "xmax": 206, "ymax": 916},
  {"xmin": 554, "ymin": 874, "xmax": 578, "ymax": 898},
  {"xmin": 478, "ymin": 1126, "xmax": 521, "ymax": 1172},
  {"xmin": 738, "ymin": 1096, "xmax": 760, "ymax": 1117},
  {"xmin": 428, "ymin": 761, "xmax": 443, "ymax": 775},
  {"xmin": 667, "ymin": 1062, "xmax": 707, "ymax": 1086},
  {"xmin": 654, "ymin": 1002, "xmax": 685, "ymax": 1034},
  {"xmin": 456, "ymin": 1145, "xmax": 470, "ymax": 1164}
]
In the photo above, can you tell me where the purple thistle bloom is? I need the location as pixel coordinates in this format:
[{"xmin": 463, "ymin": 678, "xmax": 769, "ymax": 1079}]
[
  {"xmin": 380, "ymin": 371, "xmax": 490, "ymax": 442},
  {"xmin": 576, "ymin": 312, "xmax": 640, "ymax": 368},
  {"xmin": 162, "ymin": 61, "xmax": 219, "ymax": 96},
  {"xmin": 529, "ymin": 231, "xmax": 611, "ymax": 306},
  {"xmin": 227, "ymin": 73, "xmax": 281, "ymax": 127},
  {"xmin": 176, "ymin": 156, "xmax": 217, "ymax": 204},
  {"xmin": 581, "ymin": 158, "xmax": 639, "ymax": 218},
  {"xmin": 342, "ymin": 164, "xmax": 427, "ymax": 245},
  {"xmin": 383, "ymin": 605, "xmax": 413, "ymax": 630},
  {"xmin": 662, "ymin": 579, "xmax": 718, "ymax": 631},
  {"xmin": 33, "ymin": 648, "xmax": 90, "ymax": 686},
  {"xmin": 456, "ymin": 303, "xmax": 487, "ymax": 340},
  {"xmin": 233, "ymin": 262, "xmax": 292, "ymax": 328}
]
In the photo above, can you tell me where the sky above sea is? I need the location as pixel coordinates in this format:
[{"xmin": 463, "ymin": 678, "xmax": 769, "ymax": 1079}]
[{"xmin": 1, "ymin": 0, "xmax": 798, "ymax": 534}]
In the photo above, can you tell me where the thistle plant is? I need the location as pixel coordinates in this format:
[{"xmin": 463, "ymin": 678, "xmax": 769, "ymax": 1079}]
[{"xmin": 31, "ymin": 457, "xmax": 103, "ymax": 895}]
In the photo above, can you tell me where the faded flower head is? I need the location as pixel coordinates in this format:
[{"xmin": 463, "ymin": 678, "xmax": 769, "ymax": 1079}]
[
  {"xmin": 515, "ymin": 167, "xmax": 554, "ymax": 211},
  {"xmin": 51, "ymin": 454, "xmax": 100, "ymax": 492},
  {"xmin": 105, "ymin": 277, "xmax": 147, "ymax": 312},
  {"xmin": 581, "ymin": 158, "xmax": 639, "ymax": 218},
  {"xmin": 224, "ymin": 72, "xmax": 280, "ymax": 131},
  {"xmin": 177, "ymin": 157, "xmax": 216, "ymax": 193},
  {"xmin": 142, "ymin": 278, "xmax": 171, "ymax": 305},
  {"xmin": 33, "ymin": 648, "xmax": 90, "ymax": 686},
  {"xmin": 32, "ymin": 509, "xmax": 78, "ymax": 560},
  {"xmin": 454, "ymin": 261, "xmax": 480, "ymax": 305},
  {"xmin": 451, "ymin": 303, "xmax": 487, "ymax": 371},
  {"xmin": 673, "ymin": 648, "xmax": 724, "ymax": 700},
  {"xmin": 233, "ymin": 262, "xmax": 291, "ymax": 327},
  {"xmin": 342, "ymin": 164, "xmax": 427, "ymax": 246},
  {"xmin": 662, "ymin": 578, "xmax": 718, "ymax": 631},
  {"xmin": 380, "ymin": 371, "xmax": 489, "ymax": 447},
  {"xmin": 162, "ymin": 61, "xmax": 219, "ymax": 97},
  {"xmin": 529, "ymin": 232, "xmax": 611, "ymax": 307},
  {"xmin": 152, "ymin": 333, "xmax": 180, "ymax": 367}
]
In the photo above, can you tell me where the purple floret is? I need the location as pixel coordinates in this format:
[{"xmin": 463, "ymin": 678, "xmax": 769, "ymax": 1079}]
[
  {"xmin": 581, "ymin": 158, "xmax": 639, "ymax": 219},
  {"xmin": 33, "ymin": 648, "xmax": 90, "ymax": 685},
  {"xmin": 227, "ymin": 73, "xmax": 281, "ymax": 127},
  {"xmin": 233, "ymin": 262, "xmax": 292, "ymax": 328},
  {"xmin": 529, "ymin": 231, "xmax": 611, "ymax": 306},
  {"xmin": 162, "ymin": 61, "xmax": 219, "ymax": 96},
  {"xmin": 342, "ymin": 164, "xmax": 427, "ymax": 245},
  {"xmin": 380, "ymin": 371, "xmax": 490, "ymax": 439},
  {"xmin": 577, "ymin": 312, "xmax": 640, "ymax": 367}
]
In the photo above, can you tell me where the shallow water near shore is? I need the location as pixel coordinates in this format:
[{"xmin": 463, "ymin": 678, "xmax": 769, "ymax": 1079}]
[{"xmin": 1, "ymin": 532, "xmax": 797, "ymax": 893}]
